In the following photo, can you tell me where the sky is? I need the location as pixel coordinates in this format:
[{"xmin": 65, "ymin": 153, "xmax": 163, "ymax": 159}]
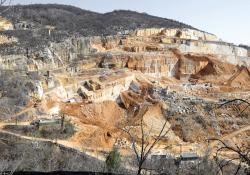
[{"xmin": 12, "ymin": 0, "xmax": 250, "ymax": 45}]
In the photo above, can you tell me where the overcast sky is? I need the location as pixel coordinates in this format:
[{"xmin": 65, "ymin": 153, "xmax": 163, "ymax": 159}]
[{"xmin": 12, "ymin": 0, "xmax": 250, "ymax": 45}]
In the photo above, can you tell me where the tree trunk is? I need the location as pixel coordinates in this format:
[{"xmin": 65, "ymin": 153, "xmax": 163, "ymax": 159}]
[
  {"xmin": 137, "ymin": 163, "xmax": 143, "ymax": 175},
  {"xmin": 137, "ymin": 168, "xmax": 142, "ymax": 175},
  {"xmin": 61, "ymin": 114, "xmax": 65, "ymax": 131}
]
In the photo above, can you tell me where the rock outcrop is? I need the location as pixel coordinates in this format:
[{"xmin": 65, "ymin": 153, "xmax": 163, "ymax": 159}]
[
  {"xmin": 0, "ymin": 25, "xmax": 249, "ymax": 107},
  {"xmin": 0, "ymin": 16, "xmax": 13, "ymax": 31}
]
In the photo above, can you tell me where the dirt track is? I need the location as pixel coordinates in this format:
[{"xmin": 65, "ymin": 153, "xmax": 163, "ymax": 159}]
[
  {"xmin": 210, "ymin": 125, "xmax": 250, "ymax": 149},
  {"xmin": 221, "ymin": 125, "xmax": 250, "ymax": 140},
  {"xmin": 0, "ymin": 123, "xmax": 108, "ymax": 160}
]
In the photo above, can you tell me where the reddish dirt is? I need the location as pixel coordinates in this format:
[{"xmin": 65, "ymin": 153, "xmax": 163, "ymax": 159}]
[{"xmin": 59, "ymin": 101, "xmax": 126, "ymax": 148}]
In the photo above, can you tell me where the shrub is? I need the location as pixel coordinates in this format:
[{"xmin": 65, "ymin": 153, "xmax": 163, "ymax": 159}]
[
  {"xmin": 38, "ymin": 126, "xmax": 48, "ymax": 138},
  {"xmin": 105, "ymin": 147, "xmax": 121, "ymax": 172}
]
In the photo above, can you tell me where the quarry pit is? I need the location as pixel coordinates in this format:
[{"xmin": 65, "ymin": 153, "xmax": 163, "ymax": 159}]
[{"xmin": 0, "ymin": 12, "xmax": 249, "ymax": 174}]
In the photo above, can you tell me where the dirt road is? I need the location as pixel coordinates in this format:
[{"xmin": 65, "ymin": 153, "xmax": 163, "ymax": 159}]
[{"xmin": 209, "ymin": 125, "xmax": 250, "ymax": 149}]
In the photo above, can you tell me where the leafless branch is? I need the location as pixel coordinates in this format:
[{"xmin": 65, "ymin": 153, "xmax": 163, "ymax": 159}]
[
  {"xmin": 218, "ymin": 99, "xmax": 250, "ymax": 108},
  {"xmin": 0, "ymin": 0, "xmax": 12, "ymax": 15},
  {"xmin": 120, "ymin": 104, "xmax": 170, "ymax": 175},
  {"xmin": 209, "ymin": 138, "xmax": 250, "ymax": 174}
]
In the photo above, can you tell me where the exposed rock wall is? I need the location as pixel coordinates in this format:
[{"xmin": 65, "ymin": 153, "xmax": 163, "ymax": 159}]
[
  {"xmin": 50, "ymin": 37, "xmax": 93, "ymax": 63},
  {"xmin": 0, "ymin": 37, "xmax": 95, "ymax": 71},
  {"xmin": 78, "ymin": 72, "xmax": 135, "ymax": 103},
  {"xmin": 179, "ymin": 56, "xmax": 208, "ymax": 75},
  {"xmin": 178, "ymin": 42, "xmax": 249, "ymax": 66},
  {"xmin": 0, "ymin": 16, "xmax": 13, "ymax": 31},
  {"xmin": 178, "ymin": 41, "xmax": 246, "ymax": 56},
  {"xmin": 126, "ymin": 53, "xmax": 178, "ymax": 77},
  {"xmin": 0, "ymin": 55, "xmax": 28, "ymax": 70},
  {"xmin": 0, "ymin": 27, "xmax": 249, "ymax": 107},
  {"xmin": 0, "ymin": 27, "xmax": 249, "ymax": 76},
  {"xmin": 0, "ymin": 35, "xmax": 17, "ymax": 44},
  {"xmin": 133, "ymin": 28, "xmax": 219, "ymax": 41},
  {"xmin": 0, "ymin": 53, "xmax": 59, "ymax": 71}
]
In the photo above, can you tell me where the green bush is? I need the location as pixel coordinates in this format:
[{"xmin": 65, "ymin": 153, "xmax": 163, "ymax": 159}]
[
  {"xmin": 38, "ymin": 126, "xmax": 49, "ymax": 138},
  {"xmin": 64, "ymin": 121, "xmax": 75, "ymax": 134},
  {"xmin": 105, "ymin": 147, "xmax": 121, "ymax": 172},
  {"xmin": 28, "ymin": 121, "xmax": 75, "ymax": 139}
]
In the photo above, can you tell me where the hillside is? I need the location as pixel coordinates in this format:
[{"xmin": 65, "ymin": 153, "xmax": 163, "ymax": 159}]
[
  {"xmin": 1, "ymin": 4, "xmax": 196, "ymax": 36},
  {"xmin": 0, "ymin": 4, "xmax": 198, "ymax": 54}
]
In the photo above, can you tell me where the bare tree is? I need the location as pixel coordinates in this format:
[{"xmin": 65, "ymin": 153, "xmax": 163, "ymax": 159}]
[
  {"xmin": 0, "ymin": 0, "xmax": 11, "ymax": 5},
  {"xmin": 210, "ymin": 138, "xmax": 250, "ymax": 175},
  {"xmin": 217, "ymin": 98, "xmax": 250, "ymax": 117},
  {"xmin": 0, "ymin": 137, "xmax": 25, "ymax": 175},
  {"xmin": 0, "ymin": 0, "xmax": 12, "ymax": 14},
  {"xmin": 121, "ymin": 105, "xmax": 170, "ymax": 175},
  {"xmin": 210, "ymin": 98, "xmax": 250, "ymax": 175}
]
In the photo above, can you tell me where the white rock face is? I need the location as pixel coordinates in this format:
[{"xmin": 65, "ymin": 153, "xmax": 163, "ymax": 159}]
[
  {"xmin": 36, "ymin": 82, "xmax": 44, "ymax": 100},
  {"xmin": 176, "ymin": 42, "xmax": 250, "ymax": 66},
  {"xmin": 131, "ymin": 28, "xmax": 250, "ymax": 67},
  {"xmin": 0, "ymin": 16, "xmax": 13, "ymax": 31},
  {"xmin": 78, "ymin": 74, "xmax": 135, "ymax": 103},
  {"xmin": 134, "ymin": 28, "xmax": 219, "ymax": 42},
  {"xmin": 179, "ymin": 42, "xmax": 248, "ymax": 57},
  {"xmin": 48, "ymin": 105, "xmax": 60, "ymax": 116},
  {"xmin": 34, "ymin": 81, "xmax": 44, "ymax": 100}
]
